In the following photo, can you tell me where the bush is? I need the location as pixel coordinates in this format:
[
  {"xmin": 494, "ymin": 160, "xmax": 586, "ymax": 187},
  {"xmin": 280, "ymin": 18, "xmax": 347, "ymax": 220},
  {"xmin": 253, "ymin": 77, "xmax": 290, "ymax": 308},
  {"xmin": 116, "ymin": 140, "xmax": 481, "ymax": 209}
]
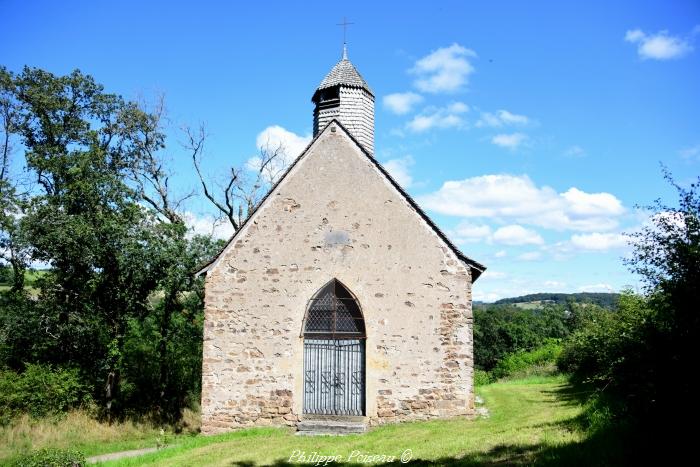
[
  {"xmin": 0, "ymin": 364, "xmax": 92, "ymax": 423},
  {"xmin": 11, "ymin": 448, "xmax": 85, "ymax": 467},
  {"xmin": 491, "ymin": 339, "xmax": 562, "ymax": 380},
  {"xmin": 557, "ymin": 293, "xmax": 653, "ymax": 391},
  {"xmin": 473, "ymin": 369, "xmax": 492, "ymax": 387},
  {"xmin": 0, "ymin": 265, "xmax": 12, "ymax": 284}
]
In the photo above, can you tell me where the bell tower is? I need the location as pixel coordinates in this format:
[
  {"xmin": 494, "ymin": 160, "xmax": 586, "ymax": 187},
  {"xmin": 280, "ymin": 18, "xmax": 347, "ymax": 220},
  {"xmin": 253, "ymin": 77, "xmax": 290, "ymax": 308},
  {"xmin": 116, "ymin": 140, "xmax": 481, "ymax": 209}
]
[{"xmin": 312, "ymin": 45, "xmax": 375, "ymax": 154}]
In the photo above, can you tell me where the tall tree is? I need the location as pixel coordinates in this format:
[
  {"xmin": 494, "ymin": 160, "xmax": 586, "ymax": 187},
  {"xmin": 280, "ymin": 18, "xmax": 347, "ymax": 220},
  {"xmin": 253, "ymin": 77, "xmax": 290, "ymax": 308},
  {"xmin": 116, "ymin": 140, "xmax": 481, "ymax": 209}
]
[{"xmin": 8, "ymin": 67, "xmax": 167, "ymax": 414}]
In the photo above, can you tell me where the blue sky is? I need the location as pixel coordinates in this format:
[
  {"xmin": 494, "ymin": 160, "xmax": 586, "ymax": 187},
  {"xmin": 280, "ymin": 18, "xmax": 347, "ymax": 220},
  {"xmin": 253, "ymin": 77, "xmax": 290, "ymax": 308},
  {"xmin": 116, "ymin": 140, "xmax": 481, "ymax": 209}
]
[{"xmin": 3, "ymin": 0, "xmax": 699, "ymax": 301}]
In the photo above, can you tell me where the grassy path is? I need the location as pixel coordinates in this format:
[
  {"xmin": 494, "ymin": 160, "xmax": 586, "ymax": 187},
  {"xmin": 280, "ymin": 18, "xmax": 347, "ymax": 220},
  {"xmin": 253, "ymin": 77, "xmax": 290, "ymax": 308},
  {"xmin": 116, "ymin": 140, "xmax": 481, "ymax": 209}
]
[{"xmin": 102, "ymin": 375, "xmax": 595, "ymax": 466}]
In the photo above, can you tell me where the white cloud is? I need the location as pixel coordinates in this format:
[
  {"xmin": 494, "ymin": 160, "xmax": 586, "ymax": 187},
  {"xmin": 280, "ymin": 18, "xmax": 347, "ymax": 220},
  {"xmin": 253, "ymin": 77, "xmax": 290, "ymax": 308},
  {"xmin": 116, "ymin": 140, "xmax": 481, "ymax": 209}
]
[
  {"xmin": 410, "ymin": 43, "xmax": 477, "ymax": 93},
  {"xmin": 476, "ymin": 110, "xmax": 529, "ymax": 128},
  {"xmin": 680, "ymin": 144, "xmax": 700, "ymax": 161},
  {"xmin": 473, "ymin": 290, "xmax": 503, "ymax": 302},
  {"xmin": 518, "ymin": 251, "xmax": 542, "ymax": 261},
  {"xmin": 482, "ymin": 270, "xmax": 507, "ymax": 279},
  {"xmin": 625, "ymin": 28, "xmax": 693, "ymax": 60},
  {"xmin": 491, "ymin": 132, "xmax": 528, "ymax": 150},
  {"xmin": 383, "ymin": 92, "xmax": 424, "ymax": 115},
  {"xmin": 447, "ymin": 102, "xmax": 469, "ymax": 113},
  {"xmin": 383, "ymin": 156, "xmax": 414, "ymax": 188},
  {"xmin": 406, "ymin": 102, "xmax": 469, "ymax": 132},
  {"xmin": 492, "ymin": 224, "xmax": 544, "ymax": 245},
  {"xmin": 494, "ymin": 250, "xmax": 507, "ymax": 258},
  {"xmin": 451, "ymin": 222, "xmax": 492, "ymax": 243},
  {"xmin": 624, "ymin": 29, "xmax": 645, "ymax": 43},
  {"xmin": 564, "ymin": 145, "xmax": 586, "ymax": 158},
  {"xmin": 641, "ymin": 210, "xmax": 687, "ymax": 238},
  {"xmin": 418, "ymin": 174, "xmax": 625, "ymax": 231},
  {"xmin": 184, "ymin": 211, "xmax": 235, "ymax": 240},
  {"xmin": 453, "ymin": 223, "xmax": 544, "ymax": 247},
  {"xmin": 570, "ymin": 232, "xmax": 629, "ymax": 251},
  {"xmin": 578, "ymin": 283, "xmax": 614, "ymax": 293},
  {"xmin": 246, "ymin": 126, "xmax": 312, "ymax": 182},
  {"xmin": 544, "ymin": 280, "xmax": 566, "ymax": 288},
  {"xmin": 652, "ymin": 210, "xmax": 686, "ymax": 230}
]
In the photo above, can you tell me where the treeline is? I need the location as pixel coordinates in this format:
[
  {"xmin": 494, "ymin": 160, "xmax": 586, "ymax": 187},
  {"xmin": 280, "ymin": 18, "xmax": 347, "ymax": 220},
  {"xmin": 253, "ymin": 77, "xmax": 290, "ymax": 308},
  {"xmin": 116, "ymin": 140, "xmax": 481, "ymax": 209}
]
[
  {"xmin": 485, "ymin": 292, "xmax": 620, "ymax": 309},
  {"xmin": 0, "ymin": 66, "xmax": 275, "ymax": 424},
  {"xmin": 475, "ymin": 172, "xmax": 699, "ymax": 457},
  {"xmin": 473, "ymin": 298, "xmax": 621, "ymax": 383}
]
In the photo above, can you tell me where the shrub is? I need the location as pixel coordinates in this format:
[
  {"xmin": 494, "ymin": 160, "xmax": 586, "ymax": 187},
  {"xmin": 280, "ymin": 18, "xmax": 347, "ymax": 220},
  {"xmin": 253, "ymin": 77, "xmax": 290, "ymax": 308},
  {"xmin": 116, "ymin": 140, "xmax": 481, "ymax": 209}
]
[
  {"xmin": 473, "ymin": 369, "xmax": 492, "ymax": 387},
  {"xmin": 473, "ymin": 305, "xmax": 569, "ymax": 371},
  {"xmin": 11, "ymin": 448, "xmax": 85, "ymax": 467},
  {"xmin": 491, "ymin": 339, "xmax": 562, "ymax": 380},
  {"xmin": 0, "ymin": 364, "xmax": 91, "ymax": 423},
  {"xmin": 557, "ymin": 293, "xmax": 653, "ymax": 391}
]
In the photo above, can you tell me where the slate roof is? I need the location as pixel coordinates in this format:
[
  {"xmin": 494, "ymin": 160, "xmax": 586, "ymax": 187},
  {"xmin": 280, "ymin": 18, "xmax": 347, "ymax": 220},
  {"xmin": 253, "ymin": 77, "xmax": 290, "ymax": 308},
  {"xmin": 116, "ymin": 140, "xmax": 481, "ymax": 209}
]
[
  {"xmin": 196, "ymin": 120, "xmax": 486, "ymax": 281},
  {"xmin": 316, "ymin": 49, "xmax": 373, "ymax": 96}
]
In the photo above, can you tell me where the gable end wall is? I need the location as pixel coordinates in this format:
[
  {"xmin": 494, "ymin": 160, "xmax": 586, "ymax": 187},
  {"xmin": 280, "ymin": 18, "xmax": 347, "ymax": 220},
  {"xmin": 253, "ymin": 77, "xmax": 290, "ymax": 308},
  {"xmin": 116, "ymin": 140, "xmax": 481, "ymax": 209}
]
[{"xmin": 200, "ymin": 124, "xmax": 474, "ymax": 433}]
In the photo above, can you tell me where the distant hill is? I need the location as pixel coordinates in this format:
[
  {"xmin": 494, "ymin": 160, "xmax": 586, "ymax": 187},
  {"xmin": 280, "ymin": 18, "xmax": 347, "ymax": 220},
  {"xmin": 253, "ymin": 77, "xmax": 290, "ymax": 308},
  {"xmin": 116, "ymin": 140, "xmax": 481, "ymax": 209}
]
[{"xmin": 475, "ymin": 292, "xmax": 620, "ymax": 310}]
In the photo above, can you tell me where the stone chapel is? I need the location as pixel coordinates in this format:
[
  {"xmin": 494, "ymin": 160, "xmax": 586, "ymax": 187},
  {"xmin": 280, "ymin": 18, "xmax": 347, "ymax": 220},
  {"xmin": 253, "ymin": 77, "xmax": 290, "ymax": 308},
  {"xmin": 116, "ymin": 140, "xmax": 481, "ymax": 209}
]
[{"xmin": 197, "ymin": 47, "xmax": 486, "ymax": 434}]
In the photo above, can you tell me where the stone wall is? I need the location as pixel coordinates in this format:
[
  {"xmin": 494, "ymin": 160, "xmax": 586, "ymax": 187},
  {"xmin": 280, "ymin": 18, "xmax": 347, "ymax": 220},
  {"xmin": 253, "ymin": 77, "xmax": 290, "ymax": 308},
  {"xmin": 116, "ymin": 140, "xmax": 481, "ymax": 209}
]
[{"xmin": 200, "ymin": 123, "xmax": 474, "ymax": 434}]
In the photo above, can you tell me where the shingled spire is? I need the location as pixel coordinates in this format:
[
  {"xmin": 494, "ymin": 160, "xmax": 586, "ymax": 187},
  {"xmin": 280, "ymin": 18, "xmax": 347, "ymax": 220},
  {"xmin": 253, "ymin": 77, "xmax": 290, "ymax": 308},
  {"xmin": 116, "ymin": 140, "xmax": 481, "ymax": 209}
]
[{"xmin": 312, "ymin": 46, "xmax": 375, "ymax": 154}]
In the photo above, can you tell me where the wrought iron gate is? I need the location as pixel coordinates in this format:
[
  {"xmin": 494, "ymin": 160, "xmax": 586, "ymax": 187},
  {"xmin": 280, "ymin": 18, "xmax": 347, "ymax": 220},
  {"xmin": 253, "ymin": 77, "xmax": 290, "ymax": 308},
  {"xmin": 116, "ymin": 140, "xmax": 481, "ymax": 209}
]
[
  {"xmin": 303, "ymin": 339, "xmax": 365, "ymax": 415},
  {"xmin": 302, "ymin": 279, "xmax": 366, "ymax": 416}
]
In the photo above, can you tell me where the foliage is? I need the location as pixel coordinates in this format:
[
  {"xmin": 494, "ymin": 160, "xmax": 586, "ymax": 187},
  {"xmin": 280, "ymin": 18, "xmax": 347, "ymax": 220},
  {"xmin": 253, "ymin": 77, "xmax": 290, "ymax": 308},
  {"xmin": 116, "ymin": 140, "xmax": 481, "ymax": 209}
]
[
  {"xmin": 558, "ymin": 172, "xmax": 700, "ymax": 449},
  {"xmin": 0, "ymin": 365, "xmax": 91, "ymax": 424},
  {"xmin": 557, "ymin": 293, "xmax": 652, "ymax": 390},
  {"xmin": 473, "ymin": 304, "xmax": 569, "ymax": 371},
  {"xmin": 625, "ymin": 171, "xmax": 700, "ymax": 416},
  {"xmin": 491, "ymin": 339, "xmax": 562, "ymax": 380},
  {"xmin": 0, "ymin": 265, "xmax": 11, "ymax": 283},
  {"xmin": 473, "ymin": 369, "xmax": 492, "ymax": 387},
  {"xmin": 10, "ymin": 448, "xmax": 85, "ymax": 467},
  {"xmin": 0, "ymin": 66, "xmax": 224, "ymax": 422}
]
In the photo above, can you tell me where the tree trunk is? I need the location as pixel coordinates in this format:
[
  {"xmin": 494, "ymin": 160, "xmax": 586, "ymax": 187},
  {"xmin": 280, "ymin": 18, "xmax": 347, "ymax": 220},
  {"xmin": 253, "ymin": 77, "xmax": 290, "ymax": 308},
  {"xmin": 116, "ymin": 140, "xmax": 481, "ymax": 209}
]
[
  {"xmin": 105, "ymin": 370, "xmax": 119, "ymax": 423},
  {"xmin": 158, "ymin": 289, "xmax": 177, "ymax": 419}
]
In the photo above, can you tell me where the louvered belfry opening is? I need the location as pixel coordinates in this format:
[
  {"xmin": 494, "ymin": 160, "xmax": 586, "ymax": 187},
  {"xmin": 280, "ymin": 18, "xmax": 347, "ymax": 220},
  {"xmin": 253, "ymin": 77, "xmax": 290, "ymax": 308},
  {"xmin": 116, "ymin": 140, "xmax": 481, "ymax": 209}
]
[
  {"xmin": 303, "ymin": 279, "xmax": 366, "ymax": 339},
  {"xmin": 303, "ymin": 279, "xmax": 365, "ymax": 416}
]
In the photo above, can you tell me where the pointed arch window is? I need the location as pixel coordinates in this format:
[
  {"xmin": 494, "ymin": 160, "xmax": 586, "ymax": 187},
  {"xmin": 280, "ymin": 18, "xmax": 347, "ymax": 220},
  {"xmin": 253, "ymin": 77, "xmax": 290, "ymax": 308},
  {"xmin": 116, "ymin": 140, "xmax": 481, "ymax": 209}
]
[{"xmin": 303, "ymin": 279, "xmax": 366, "ymax": 339}]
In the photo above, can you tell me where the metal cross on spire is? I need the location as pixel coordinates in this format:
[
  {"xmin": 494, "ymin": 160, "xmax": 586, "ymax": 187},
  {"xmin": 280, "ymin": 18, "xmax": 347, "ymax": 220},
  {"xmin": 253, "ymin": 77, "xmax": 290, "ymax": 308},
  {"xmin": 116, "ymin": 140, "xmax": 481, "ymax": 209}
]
[{"xmin": 336, "ymin": 17, "xmax": 354, "ymax": 59}]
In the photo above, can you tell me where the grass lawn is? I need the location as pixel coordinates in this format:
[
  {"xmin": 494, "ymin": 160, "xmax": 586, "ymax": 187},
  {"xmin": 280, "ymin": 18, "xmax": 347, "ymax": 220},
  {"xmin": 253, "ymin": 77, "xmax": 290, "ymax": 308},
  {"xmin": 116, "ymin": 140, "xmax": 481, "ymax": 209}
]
[{"xmin": 97, "ymin": 375, "xmax": 617, "ymax": 466}]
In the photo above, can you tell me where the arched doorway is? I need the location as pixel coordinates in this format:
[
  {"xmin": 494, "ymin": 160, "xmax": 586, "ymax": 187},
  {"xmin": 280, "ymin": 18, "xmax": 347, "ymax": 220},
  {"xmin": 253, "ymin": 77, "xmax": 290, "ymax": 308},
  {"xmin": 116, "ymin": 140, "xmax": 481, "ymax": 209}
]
[{"xmin": 302, "ymin": 279, "xmax": 366, "ymax": 416}]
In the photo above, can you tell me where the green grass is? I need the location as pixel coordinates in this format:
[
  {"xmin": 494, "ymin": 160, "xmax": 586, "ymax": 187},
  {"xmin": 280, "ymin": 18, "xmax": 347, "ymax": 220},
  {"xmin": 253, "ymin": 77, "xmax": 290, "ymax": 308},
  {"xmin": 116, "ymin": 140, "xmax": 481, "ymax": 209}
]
[
  {"xmin": 0, "ymin": 269, "xmax": 47, "ymax": 296},
  {"xmin": 0, "ymin": 411, "xmax": 197, "ymax": 465},
  {"xmin": 2, "ymin": 376, "xmax": 630, "ymax": 465},
  {"xmin": 99, "ymin": 375, "xmax": 609, "ymax": 466}
]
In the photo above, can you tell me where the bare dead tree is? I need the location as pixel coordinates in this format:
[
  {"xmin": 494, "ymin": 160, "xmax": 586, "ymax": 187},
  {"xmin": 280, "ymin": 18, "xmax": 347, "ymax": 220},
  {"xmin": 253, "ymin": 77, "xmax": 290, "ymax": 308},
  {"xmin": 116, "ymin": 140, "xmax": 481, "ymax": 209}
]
[
  {"xmin": 188, "ymin": 126, "xmax": 286, "ymax": 231},
  {"xmin": 128, "ymin": 95, "xmax": 288, "ymax": 234},
  {"xmin": 126, "ymin": 95, "xmax": 195, "ymax": 225}
]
